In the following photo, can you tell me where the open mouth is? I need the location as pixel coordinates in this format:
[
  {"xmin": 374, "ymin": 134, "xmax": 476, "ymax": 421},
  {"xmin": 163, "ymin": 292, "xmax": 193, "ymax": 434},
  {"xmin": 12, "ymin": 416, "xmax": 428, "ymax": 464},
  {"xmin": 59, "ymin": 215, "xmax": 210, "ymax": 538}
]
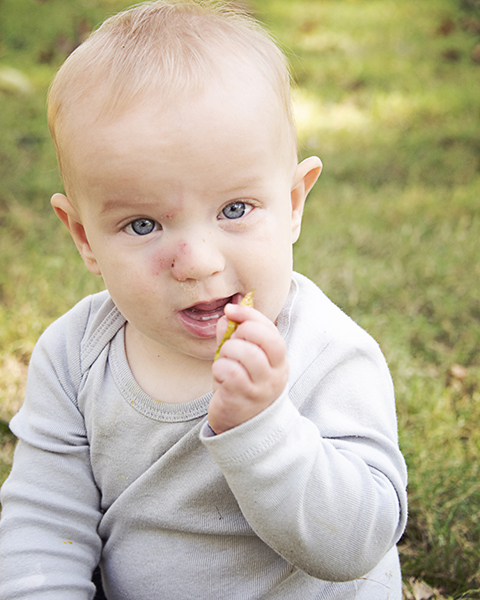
[
  {"xmin": 183, "ymin": 296, "xmax": 233, "ymax": 322},
  {"xmin": 179, "ymin": 295, "xmax": 238, "ymax": 338}
]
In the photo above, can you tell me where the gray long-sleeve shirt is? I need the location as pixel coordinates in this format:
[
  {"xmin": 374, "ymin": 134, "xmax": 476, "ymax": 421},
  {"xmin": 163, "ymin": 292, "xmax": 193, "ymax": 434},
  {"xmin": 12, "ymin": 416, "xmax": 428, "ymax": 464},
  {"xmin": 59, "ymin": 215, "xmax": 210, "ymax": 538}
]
[{"xmin": 0, "ymin": 272, "xmax": 407, "ymax": 599}]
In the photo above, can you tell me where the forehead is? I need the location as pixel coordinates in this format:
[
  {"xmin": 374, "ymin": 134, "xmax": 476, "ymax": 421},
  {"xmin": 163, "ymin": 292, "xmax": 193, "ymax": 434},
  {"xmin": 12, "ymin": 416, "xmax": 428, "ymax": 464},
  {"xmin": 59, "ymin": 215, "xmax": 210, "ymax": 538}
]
[{"xmin": 60, "ymin": 70, "xmax": 296, "ymax": 195}]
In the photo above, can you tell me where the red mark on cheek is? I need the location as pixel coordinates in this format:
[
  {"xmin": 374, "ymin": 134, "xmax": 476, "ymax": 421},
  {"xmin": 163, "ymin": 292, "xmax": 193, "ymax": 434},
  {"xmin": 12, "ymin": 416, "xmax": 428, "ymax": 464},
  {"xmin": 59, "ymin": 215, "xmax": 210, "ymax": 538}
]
[
  {"xmin": 151, "ymin": 241, "xmax": 192, "ymax": 276},
  {"xmin": 151, "ymin": 252, "xmax": 172, "ymax": 275}
]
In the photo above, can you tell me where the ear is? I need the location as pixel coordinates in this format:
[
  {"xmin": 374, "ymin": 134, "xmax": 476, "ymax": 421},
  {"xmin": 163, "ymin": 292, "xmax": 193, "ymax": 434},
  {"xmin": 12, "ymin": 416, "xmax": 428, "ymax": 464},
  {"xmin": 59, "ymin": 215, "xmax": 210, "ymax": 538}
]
[
  {"xmin": 290, "ymin": 156, "xmax": 322, "ymax": 243},
  {"xmin": 51, "ymin": 193, "xmax": 101, "ymax": 275}
]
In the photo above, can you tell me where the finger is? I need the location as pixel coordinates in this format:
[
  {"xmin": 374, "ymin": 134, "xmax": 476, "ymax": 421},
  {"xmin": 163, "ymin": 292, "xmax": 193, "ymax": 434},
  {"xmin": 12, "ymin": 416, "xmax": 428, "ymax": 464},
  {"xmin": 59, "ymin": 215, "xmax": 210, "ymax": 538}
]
[
  {"xmin": 222, "ymin": 304, "xmax": 285, "ymax": 367},
  {"xmin": 223, "ymin": 303, "xmax": 271, "ymax": 327},
  {"xmin": 231, "ymin": 320, "xmax": 287, "ymax": 369},
  {"xmin": 216, "ymin": 338, "xmax": 271, "ymax": 384},
  {"xmin": 212, "ymin": 356, "xmax": 255, "ymax": 396}
]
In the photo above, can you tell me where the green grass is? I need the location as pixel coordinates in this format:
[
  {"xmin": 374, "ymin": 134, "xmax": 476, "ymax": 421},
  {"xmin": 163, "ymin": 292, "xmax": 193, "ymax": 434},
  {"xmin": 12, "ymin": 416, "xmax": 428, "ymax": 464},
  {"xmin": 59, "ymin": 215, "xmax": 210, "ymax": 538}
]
[{"xmin": 1, "ymin": 0, "xmax": 480, "ymax": 597}]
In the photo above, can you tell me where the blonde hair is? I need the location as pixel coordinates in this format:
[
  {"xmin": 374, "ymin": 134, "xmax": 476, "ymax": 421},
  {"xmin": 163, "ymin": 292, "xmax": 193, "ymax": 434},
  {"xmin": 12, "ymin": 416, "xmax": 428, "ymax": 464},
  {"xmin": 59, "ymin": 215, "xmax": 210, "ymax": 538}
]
[{"xmin": 48, "ymin": 0, "xmax": 297, "ymax": 166}]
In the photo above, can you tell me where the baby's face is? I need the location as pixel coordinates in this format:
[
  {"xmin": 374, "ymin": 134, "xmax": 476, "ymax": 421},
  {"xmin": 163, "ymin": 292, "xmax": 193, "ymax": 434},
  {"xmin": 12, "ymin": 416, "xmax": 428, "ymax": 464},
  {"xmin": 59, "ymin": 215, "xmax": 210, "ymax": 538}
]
[{"xmin": 58, "ymin": 77, "xmax": 317, "ymax": 363}]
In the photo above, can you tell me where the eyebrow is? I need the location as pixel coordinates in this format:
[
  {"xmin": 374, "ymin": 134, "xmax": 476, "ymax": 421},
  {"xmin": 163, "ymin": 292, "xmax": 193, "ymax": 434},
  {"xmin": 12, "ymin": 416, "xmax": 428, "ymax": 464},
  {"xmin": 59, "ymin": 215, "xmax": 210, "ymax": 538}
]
[{"xmin": 99, "ymin": 198, "xmax": 158, "ymax": 215}]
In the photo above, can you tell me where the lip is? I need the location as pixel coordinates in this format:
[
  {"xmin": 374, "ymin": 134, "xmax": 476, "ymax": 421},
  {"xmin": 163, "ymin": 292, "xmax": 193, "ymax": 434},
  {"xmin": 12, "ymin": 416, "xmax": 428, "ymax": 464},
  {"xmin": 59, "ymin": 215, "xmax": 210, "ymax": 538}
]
[{"xmin": 178, "ymin": 295, "xmax": 239, "ymax": 338}]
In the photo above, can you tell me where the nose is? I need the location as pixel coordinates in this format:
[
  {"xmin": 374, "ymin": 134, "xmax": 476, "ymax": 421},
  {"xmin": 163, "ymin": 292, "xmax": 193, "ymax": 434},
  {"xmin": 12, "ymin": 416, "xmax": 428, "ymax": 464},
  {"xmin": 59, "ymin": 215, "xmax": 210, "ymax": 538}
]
[{"xmin": 170, "ymin": 235, "xmax": 225, "ymax": 283}]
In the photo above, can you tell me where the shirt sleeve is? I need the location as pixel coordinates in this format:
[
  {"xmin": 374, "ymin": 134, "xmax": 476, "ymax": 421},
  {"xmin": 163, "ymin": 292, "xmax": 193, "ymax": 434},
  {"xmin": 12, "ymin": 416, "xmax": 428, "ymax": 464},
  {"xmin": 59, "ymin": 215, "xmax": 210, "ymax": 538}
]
[
  {"xmin": 0, "ymin": 312, "xmax": 103, "ymax": 600},
  {"xmin": 200, "ymin": 335, "xmax": 408, "ymax": 583}
]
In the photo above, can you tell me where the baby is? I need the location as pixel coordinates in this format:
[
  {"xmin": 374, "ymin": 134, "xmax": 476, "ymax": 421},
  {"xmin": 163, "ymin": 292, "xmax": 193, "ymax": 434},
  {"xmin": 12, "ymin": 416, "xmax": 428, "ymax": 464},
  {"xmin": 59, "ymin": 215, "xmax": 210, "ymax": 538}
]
[{"xmin": 0, "ymin": 1, "xmax": 407, "ymax": 599}]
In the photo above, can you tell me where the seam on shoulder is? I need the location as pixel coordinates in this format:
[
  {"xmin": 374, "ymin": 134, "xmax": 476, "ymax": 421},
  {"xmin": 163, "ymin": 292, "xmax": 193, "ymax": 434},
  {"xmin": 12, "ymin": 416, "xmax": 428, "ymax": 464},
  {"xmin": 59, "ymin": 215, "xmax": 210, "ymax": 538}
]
[{"xmin": 80, "ymin": 294, "xmax": 126, "ymax": 374}]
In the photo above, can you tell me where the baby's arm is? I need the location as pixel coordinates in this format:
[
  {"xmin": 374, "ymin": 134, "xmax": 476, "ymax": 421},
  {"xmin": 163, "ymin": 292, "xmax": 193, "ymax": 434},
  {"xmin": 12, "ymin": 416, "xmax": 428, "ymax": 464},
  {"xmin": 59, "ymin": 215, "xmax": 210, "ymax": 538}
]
[
  {"xmin": 205, "ymin": 304, "xmax": 407, "ymax": 582},
  {"xmin": 0, "ymin": 322, "xmax": 103, "ymax": 599}
]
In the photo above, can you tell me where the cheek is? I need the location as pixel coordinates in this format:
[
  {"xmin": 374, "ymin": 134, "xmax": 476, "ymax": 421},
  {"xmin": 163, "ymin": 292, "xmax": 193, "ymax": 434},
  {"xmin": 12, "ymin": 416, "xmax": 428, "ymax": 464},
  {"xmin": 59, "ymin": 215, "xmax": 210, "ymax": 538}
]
[
  {"xmin": 151, "ymin": 253, "xmax": 173, "ymax": 275},
  {"xmin": 150, "ymin": 241, "xmax": 192, "ymax": 276}
]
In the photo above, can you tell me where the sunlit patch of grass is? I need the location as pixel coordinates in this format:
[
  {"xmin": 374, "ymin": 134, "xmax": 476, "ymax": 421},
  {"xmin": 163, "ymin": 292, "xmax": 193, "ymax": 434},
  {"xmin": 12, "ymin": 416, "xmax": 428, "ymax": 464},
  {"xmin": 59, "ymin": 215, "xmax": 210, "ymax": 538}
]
[{"xmin": 293, "ymin": 87, "xmax": 371, "ymax": 139}]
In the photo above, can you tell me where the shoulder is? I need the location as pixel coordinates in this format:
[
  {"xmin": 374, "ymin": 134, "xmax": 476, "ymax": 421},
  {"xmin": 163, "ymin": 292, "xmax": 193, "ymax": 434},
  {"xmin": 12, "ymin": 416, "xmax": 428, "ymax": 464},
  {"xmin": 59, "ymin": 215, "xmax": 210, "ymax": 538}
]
[
  {"xmin": 285, "ymin": 273, "xmax": 391, "ymax": 392},
  {"xmin": 32, "ymin": 291, "xmax": 125, "ymax": 387},
  {"xmin": 39, "ymin": 290, "xmax": 115, "ymax": 350},
  {"xmin": 289, "ymin": 272, "xmax": 381, "ymax": 354},
  {"xmin": 286, "ymin": 274, "xmax": 398, "ymax": 440},
  {"xmin": 10, "ymin": 291, "xmax": 125, "ymax": 438}
]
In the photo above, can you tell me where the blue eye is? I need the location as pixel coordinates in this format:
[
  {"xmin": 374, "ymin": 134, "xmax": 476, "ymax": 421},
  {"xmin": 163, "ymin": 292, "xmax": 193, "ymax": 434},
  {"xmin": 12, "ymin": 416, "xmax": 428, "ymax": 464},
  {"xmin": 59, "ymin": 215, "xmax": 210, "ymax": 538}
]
[
  {"xmin": 221, "ymin": 202, "xmax": 249, "ymax": 220},
  {"xmin": 126, "ymin": 218, "xmax": 159, "ymax": 236}
]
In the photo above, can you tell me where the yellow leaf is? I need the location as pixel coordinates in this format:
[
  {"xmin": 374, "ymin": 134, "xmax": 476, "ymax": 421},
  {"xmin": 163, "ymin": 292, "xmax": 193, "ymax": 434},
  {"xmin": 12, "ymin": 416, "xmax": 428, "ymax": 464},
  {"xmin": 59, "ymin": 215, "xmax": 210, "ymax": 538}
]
[{"xmin": 214, "ymin": 291, "xmax": 254, "ymax": 361}]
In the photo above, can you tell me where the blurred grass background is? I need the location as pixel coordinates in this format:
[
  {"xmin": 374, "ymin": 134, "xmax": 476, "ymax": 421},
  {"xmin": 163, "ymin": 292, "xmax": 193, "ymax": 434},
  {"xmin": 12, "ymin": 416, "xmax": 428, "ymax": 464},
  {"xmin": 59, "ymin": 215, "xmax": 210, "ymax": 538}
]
[{"xmin": 0, "ymin": 0, "xmax": 479, "ymax": 597}]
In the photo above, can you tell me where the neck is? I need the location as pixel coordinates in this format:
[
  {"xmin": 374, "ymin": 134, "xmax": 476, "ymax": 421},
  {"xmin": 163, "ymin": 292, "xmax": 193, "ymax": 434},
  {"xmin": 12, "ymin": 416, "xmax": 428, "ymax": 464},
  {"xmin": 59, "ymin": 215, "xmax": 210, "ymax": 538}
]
[{"xmin": 124, "ymin": 323, "xmax": 214, "ymax": 404}]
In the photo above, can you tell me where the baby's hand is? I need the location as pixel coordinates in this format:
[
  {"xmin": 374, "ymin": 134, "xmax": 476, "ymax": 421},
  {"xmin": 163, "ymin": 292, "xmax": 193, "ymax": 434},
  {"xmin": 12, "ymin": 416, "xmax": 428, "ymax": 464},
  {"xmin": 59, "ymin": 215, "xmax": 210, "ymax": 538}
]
[{"xmin": 209, "ymin": 303, "xmax": 288, "ymax": 434}]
